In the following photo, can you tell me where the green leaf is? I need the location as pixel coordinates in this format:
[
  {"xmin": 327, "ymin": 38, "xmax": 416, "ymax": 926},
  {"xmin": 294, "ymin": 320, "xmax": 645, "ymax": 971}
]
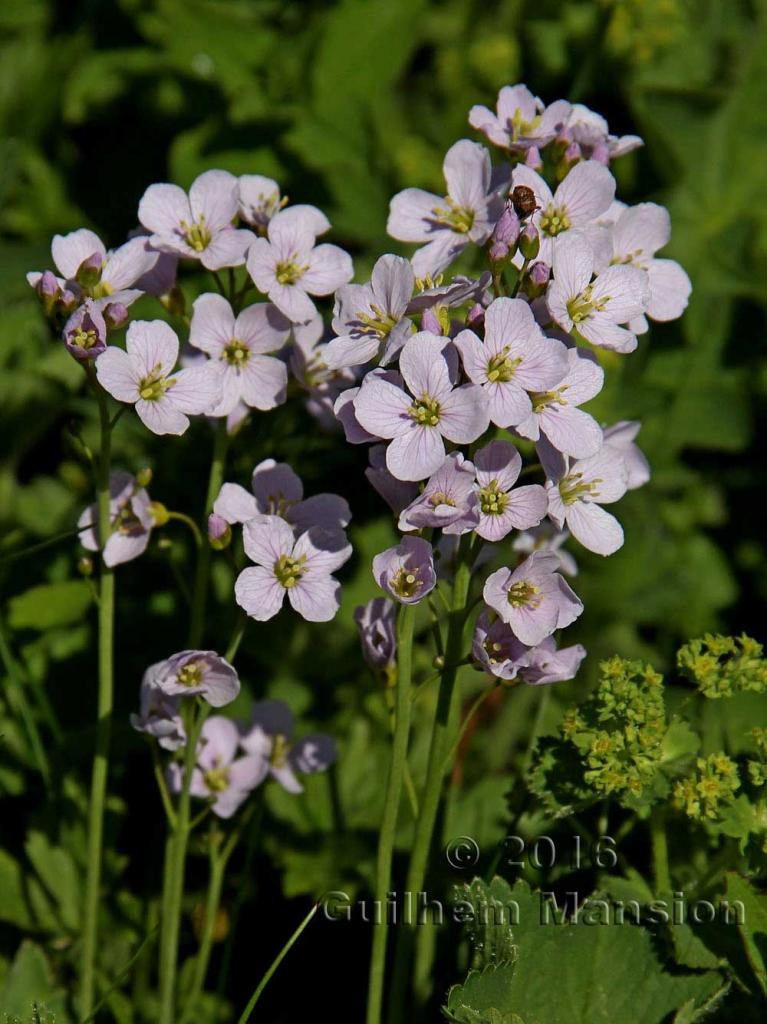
[
  {"xmin": 725, "ymin": 873, "xmax": 767, "ymax": 997},
  {"xmin": 7, "ymin": 580, "xmax": 92, "ymax": 631},
  {"xmin": 0, "ymin": 941, "xmax": 67, "ymax": 1020},
  {"xmin": 24, "ymin": 831, "xmax": 81, "ymax": 932}
]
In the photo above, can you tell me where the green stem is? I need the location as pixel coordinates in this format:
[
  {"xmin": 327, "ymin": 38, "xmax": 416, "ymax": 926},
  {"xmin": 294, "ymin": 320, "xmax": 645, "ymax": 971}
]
[
  {"xmin": 366, "ymin": 603, "xmax": 415, "ymax": 1024},
  {"xmin": 79, "ymin": 374, "xmax": 116, "ymax": 1019},
  {"xmin": 216, "ymin": 796, "xmax": 264, "ymax": 997},
  {"xmin": 0, "ymin": 526, "xmax": 89, "ymax": 567},
  {"xmin": 650, "ymin": 808, "xmax": 671, "ymax": 896},
  {"xmin": 225, "ymin": 614, "xmax": 248, "ymax": 663},
  {"xmin": 236, "ymin": 903, "xmax": 319, "ymax": 1023},
  {"xmin": 158, "ymin": 704, "xmax": 209, "ymax": 1024},
  {"xmin": 189, "ymin": 422, "xmax": 229, "ymax": 648},
  {"xmin": 443, "ymin": 682, "xmax": 498, "ymax": 771},
  {"xmin": 167, "ymin": 511, "xmax": 203, "ymax": 549},
  {"xmin": 179, "ymin": 827, "xmax": 228, "ymax": 1024}
]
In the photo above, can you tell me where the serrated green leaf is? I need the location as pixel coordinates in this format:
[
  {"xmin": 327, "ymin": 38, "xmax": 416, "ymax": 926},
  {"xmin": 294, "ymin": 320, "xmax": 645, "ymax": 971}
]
[{"xmin": 725, "ymin": 873, "xmax": 767, "ymax": 997}]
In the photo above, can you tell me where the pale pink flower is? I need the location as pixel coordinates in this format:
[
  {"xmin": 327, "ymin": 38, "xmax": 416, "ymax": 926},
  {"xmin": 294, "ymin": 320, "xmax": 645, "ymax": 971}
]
[
  {"xmin": 473, "ymin": 440, "xmax": 547, "ymax": 542},
  {"xmin": 545, "ymin": 446, "xmax": 628, "ymax": 556},
  {"xmin": 373, "ymin": 536, "xmax": 436, "ymax": 605},
  {"xmin": 469, "ymin": 85, "xmax": 571, "ymax": 152},
  {"xmin": 78, "ymin": 470, "xmax": 155, "ymax": 567},
  {"xmin": 483, "ymin": 551, "xmax": 583, "ymax": 646}
]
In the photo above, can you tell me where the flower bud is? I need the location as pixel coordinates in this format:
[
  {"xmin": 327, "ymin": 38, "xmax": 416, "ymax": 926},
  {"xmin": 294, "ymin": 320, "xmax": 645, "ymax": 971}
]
[
  {"xmin": 37, "ymin": 271, "xmax": 60, "ymax": 316},
  {"xmin": 524, "ymin": 146, "xmax": 543, "ymax": 172},
  {"xmin": 76, "ymin": 251, "xmax": 103, "ymax": 289},
  {"xmin": 148, "ymin": 501, "xmax": 170, "ymax": 526},
  {"xmin": 207, "ymin": 513, "xmax": 232, "ymax": 550},
  {"xmin": 160, "ymin": 284, "xmax": 186, "ymax": 318},
  {"xmin": 103, "ymin": 301, "xmax": 129, "ymax": 329},
  {"xmin": 563, "ymin": 142, "xmax": 582, "ymax": 168},
  {"xmin": 489, "ymin": 240, "xmax": 510, "ymax": 263},
  {"xmin": 493, "ymin": 204, "xmax": 520, "ymax": 247},
  {"xmin": 518, "ymin": 223, "xmax": 540, "ymax": 261},
  {"xmin": 432, "ymin": 654, "xmax": 445, "ymax": 670},
  {"xmin": 524, "ymin": 260, "xmax": 551, "ymax": 298},
  {"xmin": 59, "ymin": 286, "xmax": 80, "ymax": 315},
  {"xmin": 78, "ymin": 556, "xmax": 94, "ymax": 577},
  {"xmin": 556, "ymin": 125, "xmax": 573, "ymax": 147},
  {"xmin": 466, "ymin": 303, "xmax": 485, "ymax": 329},
  {"xmin": 135, "ymin": 467, "xmax": 153, "ymax": 488},
  {"xmin": 421, "ymin": 308, "xmax": 442, "ymax": 335}
]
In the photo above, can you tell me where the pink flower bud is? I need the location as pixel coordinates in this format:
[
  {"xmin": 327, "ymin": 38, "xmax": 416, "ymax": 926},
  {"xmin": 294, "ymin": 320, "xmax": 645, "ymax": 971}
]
[
  {"xmin": 489, "ymin": 240, "xmax": 510, "ymax": 263},
  {"xmin": 103, "ymin": 302, "xmax": 129, "ymax": 329},
  {"xmin": 524, "ymin": 146, "xmax": 543, "ymax": 172},
  {"xmin": 37, "ymin": 270, "xmax": 60, "ymax": 315},
  {"xmin": 208, "ymin": 513, "xmax": 232, "ymax": 550},
  {"xmin": 76, "ymin": 251, "xmax": 103, "ymax": 288},
  {"xmin": 466, "ymin": 303, "xmax": 485, "ymax": 329},
  {"xmin": 529, "ymin": 261, "xmax": 550, "ymax": 287},
  {"xmin": 518, "ymin": 223, "xmax": 540, "ymax": 261},
  {"xmin": 493, "ymin": 205, "xmax": 520, "ymax": 247}
]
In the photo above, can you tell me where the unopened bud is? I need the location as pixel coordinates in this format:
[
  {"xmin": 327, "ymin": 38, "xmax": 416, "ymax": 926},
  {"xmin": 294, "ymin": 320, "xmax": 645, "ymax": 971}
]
[
  {"xmin": 76, "ymin": 251, "xmax": 103, "ymax": 289},
  {"xmin": 103, "ymin": 302, "xmax": 129, "ymax": 329},
  {"xmin": 148, "ymin": 501, "xmax": 170, "ymax": 526},
  {"xmin": 489, "ymin": 240, "xmax": 510, "ymax": 263},
  {"xmin": 160, "ymin": 284, "xmax": 186, "ymax": 318},
  {"xmin": 563, "ymin": 142, "xmax": 582, "ymax": 168},
  {"xmin": 556, "ymin": 126, "xmax": 573, "ymax": 147},
  {"xmin": 529, "ymin": 261, "xmax": 550, "ymax": 288},
  {"xmin": 78, "ymin": 556, "xmax": 94, "ymax": 577},
  {"xmin": 518, "ymin": 223, "xmax": 540, "ymax": 261},
  {"xmin": 511, "ymin": 185, "xmax": 538, "ymax": 220},
  {"xmin": 135, "ymin": 466, "xmax": 153, "ymax": 488},
  {"xmin": 493, "ymin": 204, "xmax": 520, "ymax": 247},
  {"xmin": 421, "ymin": 308, "xmax": 441, "ymax": 335},
  {"xmin": 207, "ymin": 513, "xmax": 231, "ymax": 550},
  {"xmin": 524, "ymin": 146, "xmax": 543, "ymax": 172},
  {"xmin": 466, "ymin": 303, "xmax": 485, "ymax": 329},
  {"xmin": 37, "ymin": 271, "xmax": 60, "ymax": 316}
]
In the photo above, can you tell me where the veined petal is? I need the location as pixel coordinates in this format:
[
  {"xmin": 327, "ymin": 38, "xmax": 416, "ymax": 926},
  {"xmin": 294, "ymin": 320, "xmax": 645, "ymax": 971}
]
[
  {"xmin": 190, "ymin": 293, "xmax": 236, "ymax": 355},
  {"xmin": 235, "ymin": 565, "xmax": 285, "ymax": 621},
  {"xmin": 189, "ymin": 169, "xmax": 239, "ymax": 232}
]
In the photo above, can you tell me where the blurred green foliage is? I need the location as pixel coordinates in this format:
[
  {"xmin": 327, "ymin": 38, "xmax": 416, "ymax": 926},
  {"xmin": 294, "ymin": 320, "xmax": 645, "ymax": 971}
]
[{"xmin": 1, "ymin": 0, "xmax": 766, "ymax": 1020}]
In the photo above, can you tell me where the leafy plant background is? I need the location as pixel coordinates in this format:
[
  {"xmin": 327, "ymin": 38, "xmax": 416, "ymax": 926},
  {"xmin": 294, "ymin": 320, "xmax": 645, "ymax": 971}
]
[{"xmin": 1, "ymin": 0, "xmax": 766, "ymax": 1020}]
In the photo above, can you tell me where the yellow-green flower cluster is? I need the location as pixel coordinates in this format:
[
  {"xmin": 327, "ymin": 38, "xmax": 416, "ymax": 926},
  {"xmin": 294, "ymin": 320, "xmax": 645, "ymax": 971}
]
[
  {"xmin": 673, "ymin": 753, "xmax": 740, "ymax": 821},
  {"xmin": 677, "ymin": 633, "xmax": 767, "ymax": 699},
  {"xmin": 748, "ymin": 728, "xmax": 767, "ymax": 788}
]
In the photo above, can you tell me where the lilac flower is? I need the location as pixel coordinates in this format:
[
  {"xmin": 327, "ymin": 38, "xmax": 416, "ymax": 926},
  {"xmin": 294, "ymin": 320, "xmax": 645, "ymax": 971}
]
[
  {"xmin": 96, "ymin": 320, "xmax": 221, "ymax": 435},
  {"xmin": 189, "ymin": 294, "xmax": 290, "ymax": 415},
  {"xmin": 247, "ymin": 206, "xmax": 353, "ymax": 323},
  {"xmin": 130, "ymin": 665, "xmax": 186, "ymax": 750},
  {"xmin": 387, "ymin": 140, "xmax": 505, "ymax": 277},
  {"xmin": 239, "ymin": 700, "xmax": 337, "ymax": 794},
  {"xmin": 373, "ymin": 536, "xmax": 437, "ymax": 604},
  {"xmin": 406, "ymin": 272, "xmax": 492, "ymax": 314},
  {"xmin": 602, "ymin": 203, "xmax": 691, "ymax": 330},
  {"xmin": 150, "ymin": 650, "xmax": 240, "ymax": 708},
  {"xmin": 547, "ymin": 232, "xmax": 649, "ymax": 354},
  {"xmin": 514, "ymin": 347, "xmax": 604, "ymax": 458},
  {"xmin": 364, "ymin": 445, "xmax": 419, "ymax": 515},
  {"xmin": 172, "ymin": 717, "xmax": 266, "ymax": 819},
  {"xmin": 78, "ymin": 470, "xmax": 154, "ymax": 567},
  {"xmin": 238, "ymin": 174, "xmax": 284, "ymax": 233},
  {"xmin": 353, "ymin": 333, "xmax": 490, "ymax": 481},
  {"xmin": 513, "ymin": 525, "xmax": 578, "ymax": 577},
  {"xmin": 324, "ymin": 255, "xmax": 415, "ymax": 369},
  {"xmin": 519, "ymin": 636, "xmax": 587, "ymax": 684},
  {"xmin": 510, "ymin": 160, "xmax": 616, "ymax": 264},
  {"xmin": 472, "ymin": 608, "xmax": 530, "ymax": 680},
  {"xmin": 473, "ymin": 440, "xmax": 547, "ymax": 542},
  {"xmin": 63, "ymin": 300, "xmax": 107, "ymax": 362},
  {"xmin": 31, "ymin": 269, "xmax": 78, "ymax": 318},
  {"xmin": 566, "ymin": 104, "xmax": 643, "ymax": 163},
  {"xmin": 214, "ymin": 458, "xmax": 350, "ymax": 534},
  {"xmin": 469, "ymin": 85, "xmax": 571, "ymax": 152},
  {"xmin": 138, "ymin": 170, "xmax": 255, "ymax": 270},
  {"xmin": 399, "ymin": 453, "xmax": 479, "ymax": 534},
  {"xmin": 603, "ymin": 420, "xmax": 650, "ymax": 490},
  {"xmin": 483, "ymin": 551, "xmax": 583, "ymax": 646},
  {"xmin": 235, "ymin": 515, "xmax": 351, "ymax": 622},
  {"xmin": 545, "ymin": 446, "xmax": 628, "ymax": 556},
  {"xmin": 354, "ymin": 598, "xmax": 397, "ymax": 670},
  {"xmin": 207, "ymin": 513, "xmax": 232, "ymax": 549},
  {"xmin": 454, "ymin": 297, "xmax": 569, "ymax": 428}
]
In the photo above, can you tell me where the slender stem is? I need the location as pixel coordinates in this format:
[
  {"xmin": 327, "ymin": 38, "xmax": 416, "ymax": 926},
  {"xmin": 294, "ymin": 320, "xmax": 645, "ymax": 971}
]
[
  {"xmin": 443, "ymin": 682, "xmax": 498, "ymax": 771},
  {"xmin": 167, "ymin": 511, "xmax": 204, "ymax": 549},
  {"xmin": 152, "ymin": 746, "xmax": 178, "ymax": 828},
  {"xmin": 80, "ymin": 374, "xmax": 116, "ymax": 1019},
  {"xmin": 366, "ymin": 603, "xmax": 415, "ymax": 1024},
  {"xmin": 158, "ymin": 704, "xmax": 209, "ymax": 1024},
  {"xmin": 521, "ymin": 685, "xmax": 551, "ymax": 773},
  {"xmin": 650, "ymin": 808, "xmax": 671, "ymax": 895},
  {"xmin": 189, "ymin": 422, "xmax": 229, "ymax": 648},
  {"xmin": 225, "ymin": 614, "xmax": 248, "ymax": 663},
  {"xmin": 179, "ymin": 828, "xmax": 228, "ymax": 1023},
  {"xmin": 0, "ymin": 525, "xmax": 89, "ymax": 567},
  {"xmin": 79, "ymin": 926, "xmax": 157, "ymax": 1024},
  {"xmin": 236, "ymin": 903, "xmax": 319, "ymax": 1023}
]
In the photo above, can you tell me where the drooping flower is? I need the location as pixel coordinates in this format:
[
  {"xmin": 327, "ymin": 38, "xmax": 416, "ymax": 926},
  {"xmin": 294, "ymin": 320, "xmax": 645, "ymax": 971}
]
[
  {"xmin": 170, "ymin": 717, "xmax": 266, "ymax": 819},
  {"xmin": 472, "ymin": 440, "xmax": 547, "ymax": 542},
  {"xmin": 483, "ymin": 551, "xmax": 583, "ymax": 646},
  {"xmin": 78, "ymin": 470, "xmax": 155, "ymax": 567},
  {"xmin": 473, "ymin": 610, "xmax": 586, "ymax": 685},
  {"xmin": 514, "ymin": 347, "xmax": 604, "ymax": 458},
  {"xmin": 138, "ymin": 169, "xmax": 255, "ymax": 270},
  {"xmin": 469, "ymin": 85, "xmax": 571, "ymax": 152},
  {"xmin": 454, "ymin": 297, "xmax": 569, "ymax": 428},
  {"xmin": 235, "ymin": 515, "xmax": 351, "ymax": 622},
  {"xmin": 510, "ymin": 160, "xmax": 616, "ymax": 264},
  {"xmin": 518, "ymin": 636, "xmax": 587, "ymax": 685},
  {"xmin": 600, "ymin": 202, "xmax": 692, "ymax": 331},
  {"xmin": 189, "ymin": 293, "xmax": 290, "ymax": 415},
  {"xmin": 373, "ymin": 536, "xmax": 437, "ymax": 605},
  {"xmin": 354, "ymin": 598, "xmax": 397, "ymax": 671},
  {"xmin": 130, "ymin": 665, "xmax": 186, "ymax": 750},
  {"xmin": 566, "ymin": 104, "xmax": 643, "ymax": 164},
  {"xmin": 545, "ymin": 446, "xmax": 628, "ymax": 556},
  {"xmin": 398, "ymin": 453, "xmax": 480, "ymax": 534},
  {"xmin": 214, "ymin": 459, "xmax": 350, "ymax": 534},
  {"xmin": 387, "ymin": 140, "xmax": 505, "ymax": 277},
  {"xmin": 150, "ymin": 650, "xmax": 240, "ymax": 708},
  {"xmin": 63, "ymin": 299, "xmax": 107, "ymax": 362},
  {"xmin": 246, "ymin": 206, "xmax": 353, "ymax": 323},
  {"xmin": 353, "ymin": 332, "xmax": 490, "ymax": 481},
  {"xmin": 96, "ymin": 320, "xmax": 221, "ymax": 435},
  {"xmin": 602, "ymin": 420, "xmax": 650, "ymax": 490},
  {"xmin": 324, "ymin": 255, "xmax": 415, "ymax": 369},
  {"xmin": 239, "ymin": 700, "xmax": 337, "ymax": 794},
  {"xmin": 546, "ymin": 232, "xmax": 649, "ymax": 353},
  {"xmin": 238, "ymin": 174, "xmax": 284, "ymax": 233}
]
